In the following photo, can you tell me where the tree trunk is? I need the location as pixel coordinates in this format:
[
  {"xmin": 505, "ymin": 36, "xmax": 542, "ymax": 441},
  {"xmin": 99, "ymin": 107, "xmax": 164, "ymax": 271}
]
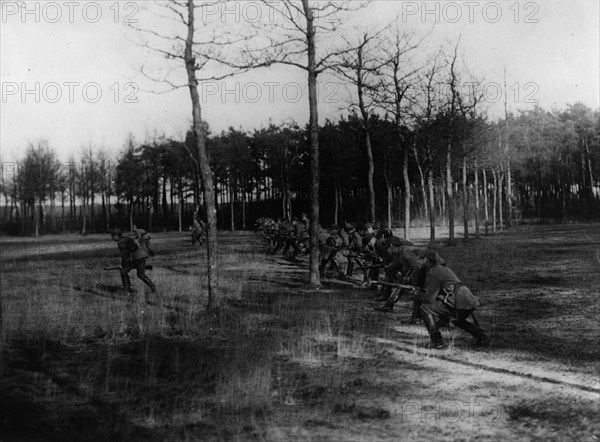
[
  {"xmin": 303, "ymin": 0, "xmax": 320, "ymax": 288},
  {"xmin": 506, "ymin": 164, "xmax": 513, "ymax": 227},
  {"xmin": 403, "ymin": 147, "xmax": 411, "ymax": 240},
  {"xmin": 229, "ymin": 175, "xmax": 235, "ymax": 232},
  {"xmin": 446, "ymin": 141, "xmax": 454, "ymax": 243},
  {"xmin": 242, "ymin": 184, "xmax": 247, "ymax": 230},
  {"xmin": 365, "ymin": 131, "xmax": 375, "ymax": 224},
  {"xmin": 492, "ymin": 169, "xmax": 497, "ymax": 233},
  {"xmin": 462, "ymin": 155, "xmax": 469, "ymax": 241},
  {"xmin": 185, "ymin": 0, "xmax": 219, "ymax": 308},
  {"xmin": 482, "ymin": 167, "xmax": 490, "ymax": 236},
  {"xmin": 81, "ymin": 199, "xmax": 87, "ymax": 236},
  {"xmin": 427, "ymin": 167, "xmax": 436, "ymax": 246},
  {"xmin": 178, "ymin": 181, "xmax": 183, "ymax": 233},
  {"xmin": 426, "ymin": 136, "xmax": 436, "ymax": 245},
  {"xmin": 498, "ymin": 172, "xmax": 504, "ymax": 231},
  {"xmin": 474, "ymin": 158, "xmax": 480, "ymax": 238},
  {"xmin": 334, "ymin": 180, "xmax": 339, "ymax": 226},
  {"xmin": 584, "ymin": 135, "xmax": 594, "ymax": 197},
  {"xmin": 34, "ymin": 199, "xmax": 40, "ymax": 237},
  {"xmin": 386, "ymin": 179, "xmax": 392, "ymax": 229},
  {"xmin": 412, "ymin": 140, "xmax": 428, "ymax": 219}
]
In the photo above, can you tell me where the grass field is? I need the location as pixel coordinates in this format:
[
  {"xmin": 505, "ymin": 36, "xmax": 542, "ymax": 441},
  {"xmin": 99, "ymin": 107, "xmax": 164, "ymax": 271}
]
[{"xmin": 1, "ymin": 223, "xmax": 599, "ymax": 441}]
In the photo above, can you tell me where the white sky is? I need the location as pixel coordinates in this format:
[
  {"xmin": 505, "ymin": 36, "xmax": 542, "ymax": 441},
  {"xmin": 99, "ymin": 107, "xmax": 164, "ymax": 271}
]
[{"xmin": 1, "ymin": 0, "xmax": 599, "ymax": 162}]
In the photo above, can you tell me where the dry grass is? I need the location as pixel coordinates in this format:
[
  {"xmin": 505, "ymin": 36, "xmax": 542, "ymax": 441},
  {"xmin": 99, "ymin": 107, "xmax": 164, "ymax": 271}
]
[{"xmin": 1, "ymin": 225, "xmax": 599, "ymax": 441}]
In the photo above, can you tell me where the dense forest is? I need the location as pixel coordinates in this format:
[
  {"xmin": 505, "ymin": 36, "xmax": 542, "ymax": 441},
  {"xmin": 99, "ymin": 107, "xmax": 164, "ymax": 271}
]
[{"xmin": 1, "ymin": 102, "xmax": 598, "ymax": 237}]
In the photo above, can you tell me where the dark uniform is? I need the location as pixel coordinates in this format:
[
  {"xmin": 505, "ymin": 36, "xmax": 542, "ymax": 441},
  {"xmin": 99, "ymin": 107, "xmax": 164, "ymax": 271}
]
[
  {"xmin": 418, "ymin": 251, "xmax": 488, "ymax": 349},
  {"xmin": 373, "ymin": 236, "xmax": 418, "ymax": 310},
  {"xmin": 191, "ymin": 219, "xmax": 206, "ymax": 246},
  {"xmin": 319, "ymin": 228, "xmax": 344, "ymax": 278},
  {"xmin": 343, "ymin": 224, "xmax": 365, "ymax": 277},
  {"xmin": 272, "ymin": 219, "xmax": 294, "ymax": 254},
  {"xmin": 357, "ymin": 233, "xmax": 381, "ymax": 285},
  {"xmin": 292, "ymin": 216, "xmax": 310, "ymax": 257},
  {"xmin": 112, "ymin": 228, "xmax": 156, "ymax": 293}
]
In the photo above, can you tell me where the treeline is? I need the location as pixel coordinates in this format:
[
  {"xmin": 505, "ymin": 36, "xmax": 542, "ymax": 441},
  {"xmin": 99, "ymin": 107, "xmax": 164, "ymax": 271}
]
[{"xmin": 1, "ymin": 102, "xmax": 597, "ymax": 237}]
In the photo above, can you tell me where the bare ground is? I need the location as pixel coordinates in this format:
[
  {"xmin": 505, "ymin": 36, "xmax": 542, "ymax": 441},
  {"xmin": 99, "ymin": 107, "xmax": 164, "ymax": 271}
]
[{"xmin": 0, "ymin": 223, "xmax": 599, "ymax": 441}]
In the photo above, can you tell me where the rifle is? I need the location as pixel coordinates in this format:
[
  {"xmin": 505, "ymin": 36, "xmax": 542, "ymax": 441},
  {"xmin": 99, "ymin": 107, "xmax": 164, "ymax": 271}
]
[
  {"xmin": 375, "ymin": 281, "xmax": 416, "ymax": 291},
  {"xmin": 104, "ymin": 265, "xmax": 153, "ymax": 271},
  {"xmin": 355, "ymin": 263, "xmax": 385, "ymax": 271}
]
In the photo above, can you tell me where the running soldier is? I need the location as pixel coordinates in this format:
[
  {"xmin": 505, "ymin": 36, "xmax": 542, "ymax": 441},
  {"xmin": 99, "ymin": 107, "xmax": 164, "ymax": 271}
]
[{"xmin": 111, "ymin": 228, "xmax": 156, "ymax": 294}]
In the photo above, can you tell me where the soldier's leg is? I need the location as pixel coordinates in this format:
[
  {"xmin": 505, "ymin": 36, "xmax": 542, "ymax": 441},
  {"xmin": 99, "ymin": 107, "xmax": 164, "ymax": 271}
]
[
  {"xmin": 135, "ymin": 259, "xmax": 156, "ymax": 292},
  {"xmin": 420, "ymin": 302, "xmax": 452, "ymax": 348},
  {"xmin": 374, "ymin": 287, "xmax": 403, "ymax": 312},
  {"xmin": 281, "ymin": 237, "xmax": 291, "ymax": 255},
  {"xmin": 408, "ymin": 300, "xmax": 422, "ymax": 323},
  {"xmin": 120, "ymin": 267, "xmax": 133, "ymax": 292},
  {"xmin": 346, "ymin": 255, "xmax": 355, "ymax": 277},
  {"xmin": 319, "ymin": 257, "xmax": 327, "ymax": 277},
  {"xmin": 454, "ymin": 309, "xmax": 489, "ymax": 346},
  {"xmin": 271, "ymin": 235, "xmax": 281, "ymax": 253}
]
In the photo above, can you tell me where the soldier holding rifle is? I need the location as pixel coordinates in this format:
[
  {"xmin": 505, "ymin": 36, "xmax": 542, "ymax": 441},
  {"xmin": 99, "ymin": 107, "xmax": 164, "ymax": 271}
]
[
  {"xmin": 373, "ymin": 236, "xmax": 420, "ymax": 311},
  {"xmin": 417, "ymin": 251, "xmax": 489, "ymax": 349}
]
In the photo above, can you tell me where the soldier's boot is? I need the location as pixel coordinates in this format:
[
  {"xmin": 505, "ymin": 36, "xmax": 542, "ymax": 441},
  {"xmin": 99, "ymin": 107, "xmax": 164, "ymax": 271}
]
[
  {"xmin": 372, "ymin": 287, "xmax": 388, "ymax": 302},
  {"xmin": 375, "ymin": 288, "xmax": 401, "ymax": 311},
  {"xmin": 421, "ymin": 308, "xmax": 444, "ymax": 349},
  {"xmin": 120, "ymin": 271, "xmax": 135, "ymax": 293},
  {"xmin": 140, "ymin": 276, "xmax": 156, "ymax": 293},
  {"xmin": 374, "ymin": 300, "xmax": 394, "ymax": 312},
  {"xmin": 455, "ymin": 316, "xmax": 489, "ymax": 347}
]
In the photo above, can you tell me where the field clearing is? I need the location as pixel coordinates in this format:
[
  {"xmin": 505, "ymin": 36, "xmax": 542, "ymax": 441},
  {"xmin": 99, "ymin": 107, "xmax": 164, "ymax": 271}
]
[{"xmin": 1, "ymin": 223, "xmax": 599, "ymax": 441}]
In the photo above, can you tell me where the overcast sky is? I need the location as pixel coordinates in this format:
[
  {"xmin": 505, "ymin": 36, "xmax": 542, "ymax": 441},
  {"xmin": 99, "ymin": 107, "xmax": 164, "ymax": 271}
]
[{"xmin": 1, "ymin": 0, "xmax": 599, "ymax": 162}]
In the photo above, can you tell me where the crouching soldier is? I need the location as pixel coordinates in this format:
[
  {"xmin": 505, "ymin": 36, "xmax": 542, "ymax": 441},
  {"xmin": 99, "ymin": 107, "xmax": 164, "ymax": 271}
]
[
  {"xmin": 417, "ymin": 251, "xmax": 489, "ymax": 349},
  {"xmin": 319, "ymin": 229, "xmax": 344, "ymax": 278},
  {"xmin": 111, "ymin": 228, "xmax": 156, "ymax": 294},
  {"xmin": 191, "ymin": 218, "xmax": 206, "ymax": 246}
]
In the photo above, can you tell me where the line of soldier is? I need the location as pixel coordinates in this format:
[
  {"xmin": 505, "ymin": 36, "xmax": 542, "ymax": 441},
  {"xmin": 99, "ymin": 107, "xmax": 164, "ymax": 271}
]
[
  {"xmin": 112, "ymin": 216, "xmax": 489, "ymax": 350},
  {"xmin": 258, "ymin": 217, "xmax": 489, "ymax": 350}
]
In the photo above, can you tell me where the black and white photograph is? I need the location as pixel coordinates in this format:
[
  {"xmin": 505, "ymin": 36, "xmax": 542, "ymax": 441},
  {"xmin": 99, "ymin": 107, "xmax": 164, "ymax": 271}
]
[{"xmin": 1, "ymin": 1, "xmax": 599, "ymax": 440}]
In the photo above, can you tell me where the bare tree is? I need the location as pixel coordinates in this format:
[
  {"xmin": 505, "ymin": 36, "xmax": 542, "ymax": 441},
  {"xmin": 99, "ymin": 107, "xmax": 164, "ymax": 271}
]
[
  {"xmin": 130, "ymin": 0, "xmax": 257, "ymax": 307},
  {"xmin": 227, "ymin": 0, "xmax": 363, "ymax": 287},
  {"xmin": 412, "ymin": 53, "xmax": 445, "ymax": 245},
  {"xmin": 335, "ymin": 28, "xmax": 389, "ymax": 224},
  {"xmin": 378, "ymin": 25, "xmax": 427, "ymax": 238}
]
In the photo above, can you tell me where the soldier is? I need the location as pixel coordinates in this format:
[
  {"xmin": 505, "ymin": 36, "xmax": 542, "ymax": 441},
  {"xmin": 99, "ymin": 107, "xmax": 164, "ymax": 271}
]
[
  {"xmin": 338, "ymin": 223, "xmax": 363, "ymax": 277},
  {"xmin": 111, "ymin": 228, "xmax": 156, "ymax": 294},
  {"xmin": 191, "ymin": 218, "xmax": 206, "ymax": 246},
  {"xmin": 418, "ymin": 251, "xmax": 489, "ymax": 349},
  {"xmin": 356, "ymin": 233, "xmax": 382, "ymax": 287},
  {"xmin": 373, "ymin": 236, "xmax": 418, "ymax": 310},
  {"xmin": 272, "ymin": 218, "xmax": 294, "ymax": 254},
  {"xmin": 300, "ymin": 212, "xmax": 310, "ymax": 231},
  {"xmin": 374, "ymin": 240, "xmax": 423, "ymax": 312},
  {"xmin": 289, "ymin": 216, "xmax": 309, "ymax": 259},
  {"xmin": 403, "ymin": 250, "xmax": 446, "ymax": 324},
  {"xmin": 319, "ymin": 227, "xmax": 344, "ymax": 278}
]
